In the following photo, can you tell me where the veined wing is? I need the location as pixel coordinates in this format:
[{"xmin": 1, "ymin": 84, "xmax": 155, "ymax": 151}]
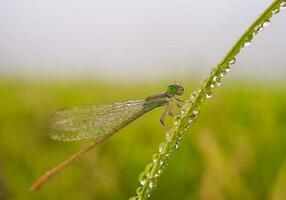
[{"xmin": 50, "ymin": 100, "xmax": 145, "ymax": 141}]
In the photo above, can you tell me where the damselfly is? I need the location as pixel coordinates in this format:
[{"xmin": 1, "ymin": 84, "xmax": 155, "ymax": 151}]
[{"xmin": 30, "ymin": 83, "xmax": 184, "ymax": 191}]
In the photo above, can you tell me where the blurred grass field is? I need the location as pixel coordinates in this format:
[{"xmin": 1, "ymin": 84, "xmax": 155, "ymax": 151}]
[{"xmin": 0, "ymin": 78, "xmax": 285, "ymax": 200}]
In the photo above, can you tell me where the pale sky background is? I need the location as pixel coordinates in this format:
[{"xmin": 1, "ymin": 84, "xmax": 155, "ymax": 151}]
[{"xmin": 0, "ymin": 0, "xmax": 285, "ymax": 81}]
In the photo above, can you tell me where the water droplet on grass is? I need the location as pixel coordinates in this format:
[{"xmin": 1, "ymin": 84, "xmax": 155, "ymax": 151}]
[
  {"xmin": 190, "ymin": 94, "xmax": 196, "ymax": 100},
  {"xmin": 244, "ymin": 41, "xmax": 252, "ymax": 47},
  {"xmin": 215, "ymin": 81, "xmax": 222, "ymax": 87},
  {"xmin": 193, "ymin": 109, "xmax": 199, "ymax": 115},
  {"xmin": 144, "ymin": 163, "xmax": 154, "ymax": 176},
  {"xmin": 272, "ymin": 8, "xmax": 280, "ymax": 14},
  {"xmin": 220, "ymin": 70, "xmax": 226, "ymax": 78},
  {"xmin": 229, "ymin": 57, "xmax": 236, "ymax": 65},
  {"xmin": 176, "ymin": 131, "xmax": 184, "ymax": 141},
  {"xmin": 213, "ymin": 75, "xmax": 218, "ymax": 82},
  {"xmin": 263, "ymin": 20, "xmax": 271, "ymax": 27},
  {"xmin": 205, "ymin": 92, "xmax": 212, "ymax": 99},
  {"xmin": 254, "ymin": 25, "xmax": 264, "ymax": 34},
  {"xmin": 152, "ymin": 154, "xmax": 160, "ymax": 163},
  {"xmin": 280, "ymin": 1, "xmax": 286, "ymax": 10},
  {"xmin": 136, "ymin": 187, "xmax": 143, "ymax": 195},
  {"xmin": 158, "ymin": 142, "xmax": 165, "ymax": 154},
  {"xmin": 139, "ymin": 172, "xmax": 148, "ymax": 186},
  {"xmin": 188, "ymin": 118, "xmax": 193, "ymax": 124},
  {"xmin": 166, "ymin": 131, "xmax": 172, "ymax": 142},
  {"xmin": 148, "ymin": 178, "xmax": 157, "ymax": 189},
  {"xmin": 174, "ymin": 120, "xmax": 179, "ymax": 126},
  {"xmin": 146, "ymin": 192, "xmax": 151, "ymax": 198},
  {"xmin": 174, "ymin": 143, "xmax": 179, "ymax": 150}
]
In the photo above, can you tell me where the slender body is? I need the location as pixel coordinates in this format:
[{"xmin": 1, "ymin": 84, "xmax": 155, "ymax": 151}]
[{"xmin": 30, "ymin": 84, "xmax": 184, "ymax": 191}]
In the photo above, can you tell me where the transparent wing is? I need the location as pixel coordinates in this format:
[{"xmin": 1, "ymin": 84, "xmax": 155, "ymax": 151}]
[{"xmin": 50, "ymin": 100, "xmax": 145, "ymax": 141}]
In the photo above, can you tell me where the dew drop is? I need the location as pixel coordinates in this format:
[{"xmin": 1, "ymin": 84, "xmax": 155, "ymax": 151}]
[
  {"xmin": 263, "ymin": 20, "xmax": 271, "ymax": 28},
  {"xmin": 152, "ymin": 153, "xmax": 160, "ymax": 163},
  {"xmin": 225, "ymin": 66, "xmax": 230, "ymax": 72},
  {"xmin": 243, "ymin": 41, "xmax": 251, "ymax": 47},
  {"xmin": 146, "ymin": 192, "xmax": 151, "ymax": 198},
  {"xmin": 254, "ymin": 25, "xmax": 263, "ymax": 34},
  {"xmin": 229, "ymin": 57, "xmax": 236, "ymax": 65},
  {"xmin": 189, "ymin": 113, "xmax": 196, "ymax": 120},
  {"xmin": 210, "ymin": 84, "xmax": 215, "ymax": 88},
  {"xmin": 174, "ymin": 143, "xmax": 179, "ymax": 150},
  {"xmin": 258, "ymin": 26, "xmax": 264, "ymax": 32},
  {"xmin": 280, "ymin": 1, "xmax": 286, "ymax": 10},
  {"xmin": 190, "ymin": 94, "xmax": 196, "ymax": 100},
  {"xmin": 165, "ymin": 131, "xmax": 172, "ymax": 142},
  {"xmin": 213, "ymin": 75, "xmax": 218, "ymax": 82},
  {"xmin": 205, "ymin": 92, "xmax": 212, "ymax": 99},
  {"xmin": 144, "ymin": 163, "xmax": 154, "ymax": 175},
  {"xmin": 149, "ymin": 178, "xmax": 157, "ymax": 189},
  {"xmin": 139, "ymin": 172, "xmax": 148, "ymax": 186},
  {"xmin": 193, "ymin": 109, "xmax": 199, "ymax": 115},
  {"xmin": 178, "ymin": 131, "xmax": 184, "ymax": 137},
  {"xmin": 220, "ymin": 71, "xmax": 226, "ymax": 78},
  {"xmin": 272, "ymin": 8, "xmax": 280, "ymax": 14},
  {"xmin": 164, "ymin": 160, "xmax": 170, "ymax": 166},
  {"xmin": 154, "ymin": 172, "xmax": 159, "ymax": 178},
  {"xmin": 158, "ymin": 142, "xmax": 165, "ymax": 154},
  {"xmin": 215, "ymin": 81, "xmax": 222, "ymax": 87},
  {"xmin": 136, "ymin": 187, "xmax": 143, "ymax": 195},
  {"xmin": 174, "ymin": 120, "xmax": 179, "ymax": 126},
  {"xmin": 188, "ymin": 118, "xmax": 193, "ymax": 124},
  {"xmin": 179, "ymin": 110, "xmax": 185, "ymax": 116}
]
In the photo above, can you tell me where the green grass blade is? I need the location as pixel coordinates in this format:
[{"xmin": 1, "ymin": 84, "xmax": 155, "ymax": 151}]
[{"xmin": 131, "ymin": 0, "xmax": 285, "ymax": 199}]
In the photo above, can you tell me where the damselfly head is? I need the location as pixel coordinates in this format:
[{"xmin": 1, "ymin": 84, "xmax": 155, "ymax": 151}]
[{"xmin": 167, "ymin": 83, "xmax": 184, "ymax": 96}]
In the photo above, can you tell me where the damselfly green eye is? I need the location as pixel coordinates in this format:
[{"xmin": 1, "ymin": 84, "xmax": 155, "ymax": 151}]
[{"xmin": 167, "ymin": 83, "xmax": 184, "ymax": 96}]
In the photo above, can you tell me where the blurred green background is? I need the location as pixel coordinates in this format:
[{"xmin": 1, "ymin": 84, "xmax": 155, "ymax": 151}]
[
  {"xmin": 0, "ymin": 77, "xmax": 285, "ymax": 200},
  {"xmin": 1, "ymin": 1, "xmax": 285, "ymax": 199}
]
